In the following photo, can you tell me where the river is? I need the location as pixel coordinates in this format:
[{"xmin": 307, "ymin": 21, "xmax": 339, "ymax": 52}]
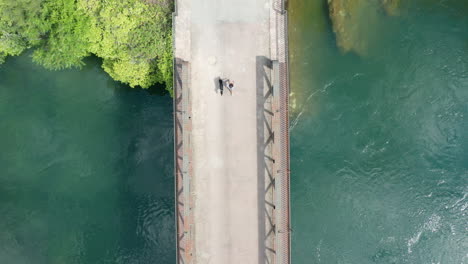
[
  {"xmin": 289, "ymin": 1, "xmax": 468, "ymax": 263},
  {"xmin": 0, "ymin": 55, "xmax": 175, "ymax": 263},
  {"xmin": 1, "ymin": 1, "xmax": 467, "ymax": 263}
]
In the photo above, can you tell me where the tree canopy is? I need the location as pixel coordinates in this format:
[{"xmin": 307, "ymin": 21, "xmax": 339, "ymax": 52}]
[{"xmin": 0, "ymin": 0, "xmax": 173, "ymax": 91}]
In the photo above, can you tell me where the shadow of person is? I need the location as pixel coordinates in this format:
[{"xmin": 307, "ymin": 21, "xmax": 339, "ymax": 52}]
[
  {"xmin": 213, "ymin": 77, "xmax": 220, "ymax": 94},
  {"xmin": 214, "ymin": 77, "xmax": 224, "ymax": 96}
]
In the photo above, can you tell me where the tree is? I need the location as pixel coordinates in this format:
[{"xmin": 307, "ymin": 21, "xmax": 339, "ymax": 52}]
[
  {"xmin": 32, "ymin": 0, "xmax": 91, "ymax": 70},
  {"xmin": 80, "ymin": 0, "xmax": 173, "ymax": 89},
  {"xmin": 0, "ymin": 0, "xmax": 46, "ymax": 60},
  {"xmin": 0, "ymin": 0, "xmax": 174, "ymax": 92}
]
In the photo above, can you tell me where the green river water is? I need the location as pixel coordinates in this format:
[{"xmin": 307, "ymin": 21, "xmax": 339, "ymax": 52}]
[
  {"xmin": 0, "ymin": 1, "xmax": 467, "ymax": 263},
  {"xmin": 0, "ymin": 55, "xmax": 175, "ymax": 263},
  {"xmin": 290, "ymin": 1, "xmax": 467, "ymax": 263}
]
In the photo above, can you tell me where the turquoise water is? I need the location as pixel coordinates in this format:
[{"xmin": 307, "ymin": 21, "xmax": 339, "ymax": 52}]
[
  {"xmin": 289, "ymin": 1, "xmax": 468, "ymax": 263},
  {"xmin": 0, "ymin": 55, "xmax": 175, "ymax": 263},
  {"xmin": 2, "ymin": 1, "xmax": 468, "ymax": 263}
]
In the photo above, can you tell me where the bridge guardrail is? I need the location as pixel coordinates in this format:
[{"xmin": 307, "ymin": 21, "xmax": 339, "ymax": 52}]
[
  {"xmin": 174, "ymin": 57, "xmax": 194, "ymax": 264},
  {"xmin": 174, "ymin": 1, "xmax": 194, "ymax": 262},
  {"xmin": 273, "ymin": 0, "xmax": 291, "ymax": 263}
]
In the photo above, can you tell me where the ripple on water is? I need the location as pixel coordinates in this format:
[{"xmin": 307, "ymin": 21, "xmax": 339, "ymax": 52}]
[
  {"xmin": 290, "ymin": 0, "xmax": 468, "ymax": 263},
  {"xmin": 0, "ymin": 55, "xmax": 175, "ymax": 263}
]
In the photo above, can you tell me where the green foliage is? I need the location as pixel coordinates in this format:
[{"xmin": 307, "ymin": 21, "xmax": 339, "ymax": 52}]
[
  {"xmin": 103, "ymin": 59, "xmax": 161, "ymax": 89},
  {"xmin": 32, "ymin": 0, "xmax": 91, "ymax": 69},
  {"xmin": 0, "ymin": 33, "xmax": 27, "ymax": 57},
  {"xmin": 81, "ymin": 0, "xmax": 173, "ymax": 89},
  {"xmin": 0, "ymin": 0, "xmax": 46, "ymax": 58},
  {"xmin": 0, "ymin": 0, "xmax": 173, "ymax": 91}
]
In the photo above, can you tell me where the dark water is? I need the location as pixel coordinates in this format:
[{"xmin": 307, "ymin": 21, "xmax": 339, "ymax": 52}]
[
  {"xmin": 290, "ymin": 1, "xmax": 468, "ymax": 263},
  {"xmin": 0, "ymin": 55, "xmax": 175, "ymax": 263}
]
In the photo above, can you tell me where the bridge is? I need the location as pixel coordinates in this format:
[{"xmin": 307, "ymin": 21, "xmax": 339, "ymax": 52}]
[{"xmin": 173, "ymin": 0, "xmax": 290, "ymax": 263}]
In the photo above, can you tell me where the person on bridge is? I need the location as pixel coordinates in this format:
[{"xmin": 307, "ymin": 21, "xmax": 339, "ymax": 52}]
[{"xmin": 227, "ymin": 80, "xmax": 235, "ymax": 95}]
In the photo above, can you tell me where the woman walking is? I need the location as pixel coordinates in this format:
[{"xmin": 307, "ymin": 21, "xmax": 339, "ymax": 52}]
[{"xmin": 227, "ymin": 80, "xmax": 235, "ymax": 95}]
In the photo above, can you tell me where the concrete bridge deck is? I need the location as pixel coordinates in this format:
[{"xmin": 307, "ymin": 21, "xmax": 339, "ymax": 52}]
[{"xmin": 174, "ymin": 0, "xmax": 290, "ymax": 263}]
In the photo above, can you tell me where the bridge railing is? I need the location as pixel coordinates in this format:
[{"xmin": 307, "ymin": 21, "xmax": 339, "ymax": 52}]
[
  {"xmin": 272, "ymin": 1, "xmax": 291, "ymax": 263},
  {"xmin": 174, "ymin": 57, "xmax": 194, "ymax": 264},
  {"xmin": 273, "ymin": 0, "xmax": 287, "ymax": 14},
  {"xmin": 173, "ymin": 2, "xmax": 194, "ymax": 263}
]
